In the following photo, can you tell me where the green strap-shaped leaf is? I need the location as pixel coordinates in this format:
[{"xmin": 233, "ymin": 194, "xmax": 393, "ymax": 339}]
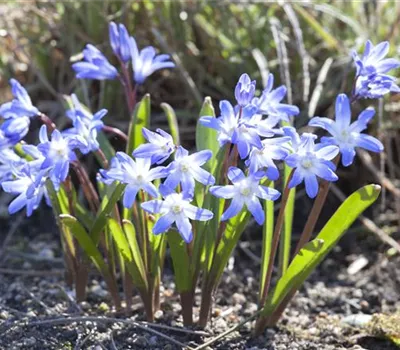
[
  {"xmin": 59, "ymin": 214, "xmax": 108, "ymax": 275},
  {"xmin": 89, "ymin": 182, "xmax": 126, "ymax": 245},
  {"xmin": 122, "ymin": 220, "xmax": 148, "ymax": 284},
  {"xmin": 108, "ymin": 218, "xmax": 147, "ymax": 289},
  {"xmin": 161, "ymin": 102, "xmax": 180, "ymax": 145},
  {"xmin": 261, "ymin": 184, "xmax": 381, "ymax": 316},
  {"xmin": 196, "ymin": 97, "xmax": 219, "ymax": 174},
  {"xmin": 167, "ymin": 230, "xmax": 191, "ymax": 292},
  {"xmin": 126, "ymin": 94, "xmax": 150, "ymax": 155},
  {"xmin": 208, "ymin": 209, "xmax": 251, "ymax": 287}
]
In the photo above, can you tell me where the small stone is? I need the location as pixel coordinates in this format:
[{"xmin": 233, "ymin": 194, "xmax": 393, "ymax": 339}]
[
  {"xmin": 23, "ymin": 337, "xmax": 36, "ymax": 346},
  {"xmin": 0, "ymin": 311, "xmax": 9, "ymax": 320},
  {"xmin": 149, "ymin": 336, "xmax": 158, "ymax": 345},
  {"xmin": 213, "ymin": 308, "xmax": 222, "ymax": 317},
  {"xmin": 27, "ymin": 310, "xmax": 36, "ymax": 317},
  {"xmin": 90, "ymin": 284, "xmax": 108, "ymax": 298},
  {"xmin": 80, "ymin": 301, "xmax": 91, "ymax": 311},
  {"xmin": 352, "ymin": 289, "xmax": 363, "ymax": 298},
  {"xmin": 163, "ymin": 345, "xmax": 173, "ymax": 350},
  {"xmin": 38, "ymin": 247, "xmax": 54, "ymax": 259},
  {"xmin": 360, "ymin": 300, "xmax": 369, "ymax": 309},
  {"xmin": 134, "ymin": 336, "xmax": 148, "ymax": 346},
  {"xmin": 232, "ymin": 293, "xmax": 246, "ymax": 304},
  {"xmin": 319, "ymin": 311, "xmax": 328, "ymax": 318},
  {"xmin": 23, "ymin": 261, "xmax": 32, "ymax": 269},
  {"xmin": 154, "ymin": 310, "xmax": 164, "ymax": 320}
]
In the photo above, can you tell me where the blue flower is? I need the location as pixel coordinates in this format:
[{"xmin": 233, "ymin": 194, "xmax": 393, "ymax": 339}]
[
  {"xmin": 109, "ymin": 22, "xmax": 131, "ymax": 63},
  {"xmin": 210, "ymin": 167, "xmax": 280, "ymax": 224},
  {"xmin": 199, "ymin": 101, "xmax": 262, "ymax": 158},
  {"xmin": 0, "ymin": 149, "xmax": 26, "ymax": 182},
  {"xmin": 63, "ymin": 117, "xmax": 100, "ymax": 155},
  {"xmin": 246, "ymin": 137, "xmax": 290, "ymax": 180},
  {"xmin": 133, "ymin": 128, "xmax": 175, "ymax": 164},
  {"xmin": 1, "ymin": 116, "xmax": 31, "ymax": 142},
  {"xmin": 235, "ymin": 73, "xmax": 256, "ymax": 107},
  {"xmin": 141, "ymin": 191, "xmax": 213, "ymax": 243},
  {"xmin": 253, "ymin": 74, "xmax": 299, "ymax": 122},
  {"xmin": 0, "ymin": 79, "xmax": 39, "ymax": 119},
  {"xmin": 103, "ymin": 152, "xmax": 166, "ymax": 208},
  {"xmin": 284, "ymin": 132, "xmax": 339, "ymax": 198},
  {"xmin": 37, "ymin": 125, "xmax": 77, "ymax": 190},
  {"xmin": 72, "ymin": 44, "xmax": 118, "ymax": 80},
  {"xmin": 309, "ymin": 94, "xmax": 384, "ymax": 167},
  {"xmin": 163, "ymin": 146, "xmax": 215, "ymax": 196},
  {"xmin": 98, "ymin": 156, "xmax": 121, "ymax": 186},
  {"xmin": 1, "ymin": 164, "xmax": 48, "ymax": 217},
  {"xmin": 353, "ymin": 40, "xmax": 400, "ymax": 77},
  {"xmin": 66, "ymin": 94, "xmax": 107, "ymax": 130},
  {"xmin": 354, "ymin": 73, "xmax": 400, "ymax": 99},
  {"xmin": 352, "ymin": 41, "xmax": 400, "ymax": 99},
  {"xmin": 129, "ymin": 37, "xmax": 175, "ymax": 84}
]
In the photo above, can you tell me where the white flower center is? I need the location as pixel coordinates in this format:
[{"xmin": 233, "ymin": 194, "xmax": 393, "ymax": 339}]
[
  {"xmin": 172, "ymin": 205, "xmax": 182, "ymax": 214},
  {"xmin": 240, "ymin": 187, "xmax": 251, "ymax": 196},
  {"xmin": 301, "ymin": 159, "xmax": 313, "ymax": 169},
  {"xmin": 180, "ymin": 162, "xmax": 190, "ymax": 173}
]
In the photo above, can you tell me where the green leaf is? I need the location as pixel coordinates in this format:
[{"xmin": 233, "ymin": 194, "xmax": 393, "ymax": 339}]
[
  {"xmin": 126, "ymin": 94, "xmax": 150, "ymax": 155},
  {"xmin": 208, "ymin": 209, "xmax": 251, "ymax": 287},
  {"xmin": 108, "ymin": 218, "xmax": 147, "ymax": 289},
  {"xmin": 279, "ymin": 167, "xmax": 295, "ymax": 276},
  {"xmin": 122, "ymin": 219, "xmax": 148, "ymax": 284},
  {"xmin": 89, "ymin": 182, "xmax": 125, "ymax": 245},
  {"xmin": 261, "ymin": 184, "xmax": 381, "ymax": 316},
  {"xmin": 259, "ymin": 185, "xmax": 275, "ymax": 298},
  {"xmin": 161, "ymin": 102, "xmax": 180, "ymax": 145},
  {"xmin": 167, "ymin": 230, "xmax": 191, "ymax": 292},
  {"xmin": 196, "ymin": 97, "xmax": 219, "ymax": 173},
  {"xmin": 59, "ymin": 214, "xmax": 107, "ymax": 275}
]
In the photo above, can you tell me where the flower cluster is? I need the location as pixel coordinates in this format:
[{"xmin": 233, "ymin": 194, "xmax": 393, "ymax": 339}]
[
  {"xmin": 352, "ymin": 40, "xmax": 400, "ymax": 99},
  {"xmin": 73, "ymin": 22, "xmax": 175, "ymax": 84},
  {"xmin": 0, "ymin": 37, "xmax": 395, "ymax": 240}
]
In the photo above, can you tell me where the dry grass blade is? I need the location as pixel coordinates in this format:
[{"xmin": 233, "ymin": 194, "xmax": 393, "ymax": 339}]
[
  {"xmin": 357, "ymin": 149, "xmax": 400, "ymax": 198},
  {"xmin": 308, "ymin": 57, "xmax": 334, "ymax": 117},
  {"xmin": 270, "ymin": 17, "xmax": 292, "ymax": 104},
  {"xmin": 251, "ymin": 48, "xmax": 269, "ymax": 87},
  {"xmin": 151, "ymin": 27, "xmax": 202, "ymax": 108},
  {"xmin": 283, "ymin": 3, "xmax": 310, "ymax": 103},
  {"xmin": 330, "ymin": 184, "xmax": 400, "ymax": 254}
]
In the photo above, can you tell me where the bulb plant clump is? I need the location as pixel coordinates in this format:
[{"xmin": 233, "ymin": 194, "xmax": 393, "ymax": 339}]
[{"xmin": 0, "ymin": 22, "xmax": 397, "ymax": 332}]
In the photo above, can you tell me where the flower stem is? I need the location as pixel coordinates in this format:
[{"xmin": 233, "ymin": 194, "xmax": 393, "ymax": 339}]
[
  {"xmin": 259, "ymin": 169, "xmax": 294, "ymax": 308},
  {"xmin": 102, "ymin": 125, "xmax": 128, "ymax": 143},
  {"xmin": 293, "ymin": 156, "xmax": 340, "ymax": 257}
]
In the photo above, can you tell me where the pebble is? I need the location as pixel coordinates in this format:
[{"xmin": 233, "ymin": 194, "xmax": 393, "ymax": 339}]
[
  {"xmin": 0, "ymin": 311, "xmax": 9, "ymax": 320},
  {"xmin": 149, "ymin": 336, "xmax": 158, "ymax": 345},
  {"xmin": 23, "ymin": 337, "xmax": 36, "ymax": 346},
  {"xmin": 232, "ymin": 292, "xmax": 246, "ymax": 304},
  {"xmin": 154, "ymin": 309, "xmax": 164, "ymax": 319},
  {"xmin": 360, "ymin": 300, "xmax": 369, "ymax": 309},
  {"xmin": 90, "ymin": 284, "xmax": 108, "ymax": 298},
  {"xmin": 134, "ymin": 336, "xmax": 148, "ymax": 346},
  {"xmin": 80, "ymin": 301, "xmax": 91, "ymax": 311}
]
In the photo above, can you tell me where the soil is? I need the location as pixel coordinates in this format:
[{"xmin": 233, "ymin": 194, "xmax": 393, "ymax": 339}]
[{"xmin": 0, "ymin": 207, "xmax": 399, "ymax": 350}]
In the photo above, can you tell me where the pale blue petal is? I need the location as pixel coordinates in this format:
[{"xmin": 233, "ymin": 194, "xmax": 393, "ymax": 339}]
[
  {"xmin": 141, "ymin": 182, "xmax": 159, "ymax": 198},
  {"xmin": 341, "ymin": 147, "xmax": 356, "ymax": 167},
  {"xmin": 153, "ymin": 214, "xmax": 175, "ymax": 234},
  {"xmin": 227, "ymin": 166, "xmax": 245, "ymax": 183},
  {"xmin": 190, "ymin": 166, "xmax": 215, "ymax": 186},
  {"xmin": 209, "ymin": 185, "xmax": 235, "ymax": 199},
  {"xmin": 221, "ymin": 198, "xmax": 244, "ymax": 221},
  {"xmin": 304, "ymin": 173, "xmax": 319, "ymax": 198},
  {"xmin": 184, "ymin": 204, "xmax": 214, "ymax": 221},
  {"xmin": 315, "ymin": 145, "xmax": 339, "ymax": 160},
  {"xmin": 335, "ymin": 94, "xmax": 351, "ymax": 128},
  {"xmin": 245, "ymin": 197, "xmax": 264, "ymax": 225},
  {"xmin": 288, "ymin": 168, "xmax": 304, "ymax": 189},
  {"xmin": 141, "ymin": 199, "xmax": 164, "ymax": 214},
  {"xmin": 256, "ymin": 186, "xmax": 281, "ymax": 201},
  {"xmin": 123, "ymin": 185, "xmax": 139, "ymax": 208},
  {"xmin": 313, "ymin": 163, "xmax": 338, "ymax": 182},
  {"xmin": 175, "ymin": 216, "xmax": 193, "ymax": 243},
  {"xmin": 355, "ymin": 134, "xmax": 384, "ymax": 153},
  {"xmin": 8, "ymin": 193, "xmax": 27, "ymax": 214},
  {"xmin": 190, "ymin": 150, "xmax": 212, "ymax": 165}
]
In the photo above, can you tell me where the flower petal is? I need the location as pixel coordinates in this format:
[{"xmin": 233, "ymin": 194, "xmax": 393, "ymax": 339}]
[
  {"xmin": 221, "ymin": 198, "xmax": 244, "ymax": 221},
  {"xmin": 153, "ymin": 214, "xmax": 175, "ymax": 234}
]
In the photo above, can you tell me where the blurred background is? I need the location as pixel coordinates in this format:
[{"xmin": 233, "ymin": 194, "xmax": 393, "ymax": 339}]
[{"xmin": 0, "ymin": 0, "xmax": 399, "ymax": 250}]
